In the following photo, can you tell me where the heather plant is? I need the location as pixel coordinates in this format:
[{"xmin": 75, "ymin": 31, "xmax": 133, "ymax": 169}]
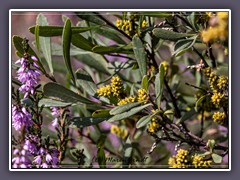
[{"xmin": 11, "ymin": 11, "xmax": 229, "ymax": 169}]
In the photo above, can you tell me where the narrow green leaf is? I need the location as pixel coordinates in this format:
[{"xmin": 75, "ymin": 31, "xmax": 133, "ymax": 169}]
[
  {"xmin": 174, "ymin": 36, "xmax": 197, "ymax": 57},
  {"xmin": 93, "ymin": 27, "xmax": 126, "ymax": 44},
  {"xmin": 155, "ymin": 64, "xmax": 165, "ymax": 109},
  {"xmin": 136, "ymin": 114, "xmax": 152, "ymax": 129},
  {"xmin": 36, "ymin": 14, "xmax": 54, "ymax": 74},
  {"xmin": 71, "ymin": 34, "xmax": 94, "ymax": 51},
  {"xmin": 92, "ymin": 45, "xmax": 133, "ymax": 54},
  {"xmin": 92, "ymin": 109, "xmax": 111, "ymax": 118},
  {"xmin": 176, "ymin": 108, "xmax": 196, "ymax": 124},
  {"xmin": 122, "ymin": 136, "xmax": 133, "ymax": 168},
  {"xmin": 12, "ymin": 35, "xmax": 38, "ymax": 57},
  {"xmin": 109, "ymin": 102, "xmax": 143, "ymax": 115},
  {"xmin": 164, "ymin": 109, "xmax": 175, "ymax": 115},
  {"xmin": 132, "ymin": 35, "xmax": 147, "ymax": 76},
  {"xmin": 75, "ymin": 53, "xmax": 110, "ymax": 74},
  {"xmin": 38, "ymin": 98, "xmax": 71, "ymax": 107},
  {"xmin": 108, "ymin": 103, "xmax": 152, "ymax": 122},
  {"xmin": 211, "ymin": 153, "xmax": 222, "ymax": 164},
  {"xmin": 152, "ymin": 28, "xmax": 195, "ymax": 41},
  {"xmin": 29, "ymin": 25, "xmax": 101, "ymax": 37},
  {"xmin": 195, "ymin": 95, "xmax": 207, "ymax": 112},
  {"xmin": 51, "ymin": 42, "xmax": 92, "ymax": 56},
  {"xmin": 187, "ymin": 12, "xmax": 199, "ymax": 31},
  {"xmin": 62, "ymin": 18, "xmax": 75, "ymax": 84},
  {"xmin": 141, "ymin": 75, "xmax": 149, "ymax": 92},
  {"xmin": 35, "ymin": 25, "xmax": 40, "ymax": 52},
  {"xmin": 43, "ymin": 82, "xmax": 94, "ymax": 104},
  {"xmin": 75, "ymin": 68, "xmax": 97, "ymax": 96},
  {"xmin": 136, "ymin": 110, "xmax": 160, "ymax": 129},
  {"xmin": 69, "ymin": 117, "xmax": 107, "ymax": 128},
  {"xmin": 97, "ymin": 147, "xmax": 106, "ymax": 168},
  {"xmin": 75, "ymin": 12, "xmax": 106, "ymax": 25}
]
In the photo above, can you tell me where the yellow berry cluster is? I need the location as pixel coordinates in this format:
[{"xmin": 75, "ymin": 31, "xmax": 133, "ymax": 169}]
[
  {"xmin": 192, "ymin": 154, "xmax": 212, "ymax": 168},
  {"xmin": 201, "ymin": 12, "xmax": 228, "ymax": 43},
  {"xmin": 111, "ymin": 76, "xmax": 124, "ymax": 97},
  {"xmin": 96, "ymin": 85, "xmax": 112, "ymax": 97},
  {"xmin": 168, "ymin": 149, "xmax": 189, "ymax": 168},
  {"xmin": 217, "ymin": 75, "xmax": 228, "ymax": 90},
  {"xmin": 137, "ymin": 88, "xmax": 148, "ymax": 102},
  {"xmin": 161, "ymin": 61, "xmax": 169, "ymax": 75},
  {"xmin": 97, "ymin": 76, "xmax": 124, "ymax": 98},
  {"xmin": 117, "ymin": 96, "xmax": 136, "ymax": 106},
  {"xmin": 110, "ymin": 125, "xmax": 128, "ymax": 139},
  {"xmin": 147, "ymin": 117, "xmax": 161, "ymax": 134},
  {"xmin": 212, "ymin": 111, "xmax": 225, "ymax": 125},
  {"xmin": 168, "ymin": 149, "xmax": 212, "ymax": 168},
  {"xmin": 211, "ymin": 92, "xmax": 226, "ymax": 108},
  {"xmin": 116, "ymin": 13, "xmax": 147, "ymax": 37},
  {"xmin": 202, "ymin": 68, "xmax": 228, "ymax": 108}
]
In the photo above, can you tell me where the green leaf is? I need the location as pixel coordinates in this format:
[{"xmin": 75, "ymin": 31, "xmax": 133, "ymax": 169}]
[
  {"xmin": 69, "ymin": 117, "xmax": 107, "ymax": 128},
  {"xmin": 75, "ymin": 12, "xmax": 106, "ymax": 25},
  {"xmin": 132, "ymin": 35, "xmax": 147, "ymax": 76},
  {"xmin": 176, "ymin": 108, "xmax": 196, "ymax": 124},
  {"xmin": 43, "ymin": 82, "xmax": 94, "ymax": 104},
  {"xmin": 92, "ymin": 45, "xmax": 133, "ymax": 54},
  {"xmin": 35, "ymin": 25, "xmax": 40, "ymax": 52},
  {"xmin": 122, "ymin": 136, "xmax": 133, "ymax": 168},
  {"xmin": 97, "ymin": 147, "xmax": 106, "ymax": 168},
  {"xmin": 195, "ymin": 95, "xmax": 207, "ymax": 112},
  {"xmin": 75, "ymin": 68, "xmax": 97, "ymax": 96},
  {"xmin": 174, "ymin": 36, "xmax": 197, "ymax": 57},
  {"xmin": 93, "ymin": 27, "xmax": 126, "ymax": 44},
  {"xmin": 187, "ymin": 12, "xmax": 199, "ymax": 31},
  {"xmin": 155, "ymin": 64, "xmax": 165, "ymax": 109},
  {"xmin": 36, "ymin": 14, "xmax": 54, "ymax": 74},
  {"xmin": 92, "ymin": 109, "xmax": 111, "ymax": 118},
  {"xmin": 71, "ymin": 34, "xmax": 94, "ymax": 51},
  {"xmin": 75, "ymin": 53, "xmax": 110, "ymax": 74},
  {"xmin": 62, "ymin": 18, "xmax": 75, "ymax": 84},
  {"xmin": 207, "ymin": 139, "xmax": 216, "ymax": 152},
  {"xmin": 12, "ymin": 35, "xmax": 38, "ymax": 57},
  {"xmin": 141, "ymin": 12, "xmax": 172, "ymax": 17},
  {"xmin": 152, "ymin": 28, "xmax": 195, "ymax": 41},
  {"xmin": 108, "ymin": 103, "xmax": 152, "ymax": 122},
  {"xmin": 164, "ymin": 109, "xmax": 174, "ymax": 115},
  {"xmin": 109, "ymin": 102, "xmax": 143, "ymax": 115},
  {"xmin": 38, "ymin": 98, "xmax": 71, "ymax": 107},
  {"xmin": 29, "ymin": 25, "xmax": 101, "ymax": 37},
  {"xmin": 141, "ymin": 75, "xmax": 149, "ymax": 92},
  {"xmin": 136, "ymin": 114, "xmax": 152, "ymax": 129},
  {"xmin": 21, "ymin": 98, "xmax": 34, "ymax": 107},
  {"xmin": 211, "ymin": 153, "xmax": 222, "ymax": 164},
  {"xmin": 51, "ymin": 42, "xmax": 92, "ymax": 56}
]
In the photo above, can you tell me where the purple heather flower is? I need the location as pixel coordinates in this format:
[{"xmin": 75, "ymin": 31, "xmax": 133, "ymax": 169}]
[
  {"xmin": 33, "ymin": 155, "xmax": 42, "ymax": 165},
  {"xmin": 12, "ymin": 147, "xmax": 32, "ymax": 168},
  {"xmin": 45, "ymin": 154, "xmax": 52, "ymax": 163},
  {"xmin": 51, "ymin": 118, "xmax": 58, "ymax": 127},
  {"xmin": 15, "ymin": 55, "xmax": 41, "ymax": 98},
  {"xmin": 39, "ymin": 147, "xmax": 45, "ymax": 155},
  {"xmin": 23, "ymin": 139, "xmax": 37, "ymax": 154},
  {"xmin": 50, "ymin": 107, "xmax": 59, "ymax": 117},
  {"xmin": 41, "ymin": 163, "xmax": 49, "ymax": 168},
  {"xmin": 12, "ymin": 105, "xmax": 33, "ymax": 131}
]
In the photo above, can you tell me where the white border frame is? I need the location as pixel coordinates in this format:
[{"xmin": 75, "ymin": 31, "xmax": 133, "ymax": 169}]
[{"xmin": 9, "ymin": 9, "xmax": 231, "ymax": 171}]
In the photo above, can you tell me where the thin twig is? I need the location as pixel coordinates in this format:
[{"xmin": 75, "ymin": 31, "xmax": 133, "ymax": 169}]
[
  {"xmin": 207, "ymin": 42, "xmax": 216, "ymax": 68},
  {"xmin": 94, "ymin": 12, "xmax": 132, "ymax": 41}
]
